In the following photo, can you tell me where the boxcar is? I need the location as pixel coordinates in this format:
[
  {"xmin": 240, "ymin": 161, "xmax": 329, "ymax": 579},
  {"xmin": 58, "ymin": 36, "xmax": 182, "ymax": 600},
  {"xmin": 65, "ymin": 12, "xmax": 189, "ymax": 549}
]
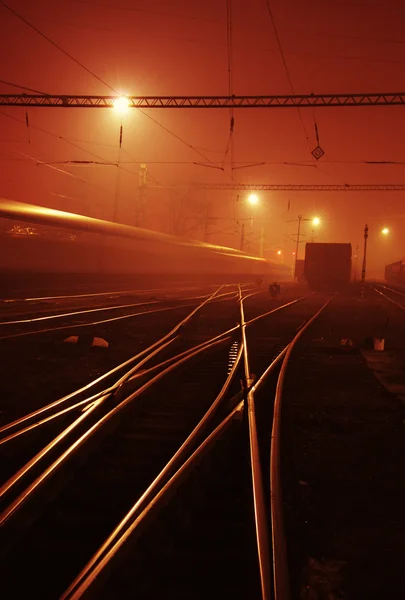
[{"xmin": 304, "ymin": 242, "xmax": 352, "ymax": 291}]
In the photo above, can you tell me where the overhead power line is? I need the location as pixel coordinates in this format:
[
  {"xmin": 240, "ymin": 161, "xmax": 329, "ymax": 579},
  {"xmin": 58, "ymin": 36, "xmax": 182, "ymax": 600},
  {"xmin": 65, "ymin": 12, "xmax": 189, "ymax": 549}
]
[
  {"xmin": 263, "ymin": 0, "xmax": 312, "ymax": 156},
  {"xmin": 0, "ymin": 79, "xmax": 48, "ymax": 94},
  {"xmin": 0, "ymin": 2, "xmax": 232, "ymax": 179},
  {"xmin": 0, "ymin": 93, "xmax": 404, "ymax": 108},
  {"xmin": 0, "ymin": 0, "xmax": 116, "ymax": 93},
  {"xmin": 192, "ymin": 183, "xmax": 405, "ymax": 191}
]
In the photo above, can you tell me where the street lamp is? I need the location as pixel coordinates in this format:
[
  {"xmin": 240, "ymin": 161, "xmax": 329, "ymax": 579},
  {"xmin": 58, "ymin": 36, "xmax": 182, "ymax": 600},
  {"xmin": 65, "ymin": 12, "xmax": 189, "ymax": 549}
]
[
  {"xmin": 239, "ymin": 193, "xmax": 261, "ymax": 252},
  {"xmin": 113, "ymin": 96, "xmax": 130, "ymax": 114},
  {"xmin": 361, "ymin": 224, "xmax": 390, "ymax": 297},
  {"xmin": 248, "ymin": 193, "xmax": 259, "ymax": 205}
]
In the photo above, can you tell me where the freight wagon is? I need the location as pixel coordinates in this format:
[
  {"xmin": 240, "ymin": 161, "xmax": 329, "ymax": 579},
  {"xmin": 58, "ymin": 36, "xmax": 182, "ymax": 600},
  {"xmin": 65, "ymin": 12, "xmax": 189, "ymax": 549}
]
[
  {"xmin": 304, "ymin": 242, "xmax": 352, "ymax": 291},
  {"xmin": 384, "ymin": 260, "xmax": 405, "ymax": 284}
]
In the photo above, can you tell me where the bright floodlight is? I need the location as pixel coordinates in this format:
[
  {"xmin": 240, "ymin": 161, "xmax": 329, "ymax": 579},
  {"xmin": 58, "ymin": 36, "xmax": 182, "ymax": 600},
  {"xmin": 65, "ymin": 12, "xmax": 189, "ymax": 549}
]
[
  {"xmin": 381, "ymin": 227, "xmax": 389, "ymax": 235},
  {"xmin": 248, "ymin": 193, "xmax": 259, "ymax": 205},
  {"xmin": 113, "ymin": 96, "xmax": 130, "ymax": 114},
  {"xmin": 312, "ymin": 217, "xmax": 320, "ymax": 226}
]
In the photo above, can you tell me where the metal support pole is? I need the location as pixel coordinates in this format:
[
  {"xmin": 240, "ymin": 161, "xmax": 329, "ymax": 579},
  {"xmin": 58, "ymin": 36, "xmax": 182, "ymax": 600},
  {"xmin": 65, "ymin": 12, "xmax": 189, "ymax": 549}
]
[
  {"xmin": 113, "ymin": 154, "xmax": 121, "ymax": 223},
  {"xmin": 259, "ymin": 227, "xmax": 264, "ymax": 257},
  {"xmin": 240, "ymin": 223, "xmax": 245, "ymax": 251},
  {"xmin": 361, "ymin": 223, "xmax": 368, "ymax": 298},
  {"xmin": 113, "ymin": 118, "xmax": 124, "ymax": 223},
  {"xmin": 294, "ymin": 215, "xmax": 302, "ymax": 281},
  {"xmin": 203, "ymin": 202, "xmax": 210, "ymax": 243},
  {"xmin": 135, "ymin": 163, "xmax": 147, "ymax": 227}
]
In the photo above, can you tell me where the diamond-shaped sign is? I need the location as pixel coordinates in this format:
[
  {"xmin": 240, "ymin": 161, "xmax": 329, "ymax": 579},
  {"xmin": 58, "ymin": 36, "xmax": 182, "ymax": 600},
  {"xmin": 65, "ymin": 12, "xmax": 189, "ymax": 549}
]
[{"xmin": 312, "ymin": 145, "xmax": 325, "ymax": 160}]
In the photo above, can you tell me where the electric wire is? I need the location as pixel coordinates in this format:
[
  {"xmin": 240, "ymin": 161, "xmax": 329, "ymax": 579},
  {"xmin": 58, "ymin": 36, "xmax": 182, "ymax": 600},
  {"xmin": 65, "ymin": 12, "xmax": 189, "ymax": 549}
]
[
  {"xmin": 0, "ymin": 0, "xmax": 117, "ymax": 93},
  {"xmin": 263, "ymin": 0, "xmax": 313, "ymax": 158}
]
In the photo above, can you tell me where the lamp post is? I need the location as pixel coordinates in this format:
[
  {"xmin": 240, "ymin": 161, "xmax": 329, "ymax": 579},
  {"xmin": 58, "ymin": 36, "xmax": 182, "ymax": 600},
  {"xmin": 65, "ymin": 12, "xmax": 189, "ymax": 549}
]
[
  {"xmin": 360, "ymin": 224, "xmax": 389, "ymax": 298},
  {"xmin": 240, "ymin": 193, "xmax": 260, "ymax": 252},
  {"xmin": 294, "ymin": 215, "xmax": 302, "ymax": 272},
  {"xmin": 289, "ymin": 215, "xmax": 321, "ymax": 281},
  {"xmin": 112, "ymin": 97, "xmax": 130, "ymax": 223}
]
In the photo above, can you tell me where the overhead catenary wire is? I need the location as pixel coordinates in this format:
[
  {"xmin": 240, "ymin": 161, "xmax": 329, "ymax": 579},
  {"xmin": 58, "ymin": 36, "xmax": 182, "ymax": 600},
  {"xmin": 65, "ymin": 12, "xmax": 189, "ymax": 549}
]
[
  {"xmin": 221, "ymin": 0, "xmax": 235, "ymax": 171},
  {"xmin": 0, "ymin": 79, "xmax": 49, "ymax": 95},
  {"xmin": 0, "ymin": 0, "xmax": 117, "ymax": 93},
  {"xmin": 0, "ymin": 110, "xmax": 159, "ymax": 202},
  {"xmin": 0, "ymin": 2, "xmax": 231, "ymax": 182},
  {"xmin": 263, "ymin": 0, "xmax": 313, "ymax": 158}
]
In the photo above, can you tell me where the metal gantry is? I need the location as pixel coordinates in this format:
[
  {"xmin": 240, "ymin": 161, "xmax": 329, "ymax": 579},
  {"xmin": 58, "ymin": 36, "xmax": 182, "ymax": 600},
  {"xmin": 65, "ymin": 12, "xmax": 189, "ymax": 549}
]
[
  {"xmin": 192, "ymin": 183, "xmax": 405, "ymax": 191},
  {"xmin": 1, "ymin": 93, "xmax": 405, "ymax": 108}
]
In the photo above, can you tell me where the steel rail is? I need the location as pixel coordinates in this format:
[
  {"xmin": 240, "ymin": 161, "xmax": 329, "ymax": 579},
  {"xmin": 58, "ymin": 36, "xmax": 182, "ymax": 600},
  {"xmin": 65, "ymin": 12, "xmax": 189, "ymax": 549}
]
[
  {"xmin": 62, "ymin": 399, "xmax": 245, "ymax": 600},
  {"xmin": 0, "ymin": 333, "xmax": 176, "ymax": 439},
  {"xmin": 0, "ymin": 283, "xmax": 230, "ymax": 304},
  {"xmin": 0, "ymin": 288, "xmax": 240, "ymax": 341},
  {"xmin": 0, "ymin": 287, "xmax": 290, "ymax": 438},
  {"xmin": 0, "ymin": 282, "xmax": 241, "ymax": 304},
  {"xmin": 121, "ymin": 324, "xmax": 240, "ymax": 386},
  {"xmin": 239, "ymin": 284, "xmax": 272, "ymax": 600},
  {"xmin": 61, "ymin": 344, "xmax": 244, "ymax": 599},
  {"xmin": 0, "ymin": 298, "xmax": 212, "ymax": 341},
  {"xmin": 245, "ymin": 296, "xmax": 307, "ymax": 326},
  {"xmin": 1, "ymin": 289, "xmax": 310, "ymax": 536},
  {"xmin": 0, "ymin": 299, "xmax": 160, "ymax": 326},
  {"xmin": 63, "ymin": 296, "xmax": 327, "ymax": 599},
  {"xmin": 0, "ymin": 288, "xmax": 161, "ymax": 304},
  {"xmin": 0, "ymin": 285, "xmax": 226, "ymax": 436},
  {"xmin": 270, "ymin": 297, "xmax": 332, "ymax": 600},
  {"xmin": 0, "ymin": 390, "xmax": 113, "ymax": 446},
  {"xmin": 0, "ymin": 335, "xmax": 177, "ymax": 499},
  {"xmin": 0, "ymin": 335, "xmax": 231, "ymax": 527},
  {"xmin": 250, "ymin": 345, "xmax": 289, "ymax": 394},
  {"xmin": 374, "ymin": 283, "xmax": 405, "ymax": 298},
  {"xmin": 61, "ymin": 296, "xmax": 314, "ymax": 597},
  {"xmin": 62, "ymin": 297, "xmax": 320, "ymax": 599},
  {"xmin": 0, "ymin": 322, "xmax": 241, "ymax": 446},
  {"xmin": 372, "ymin": 286, "xmax": 405, "ymax": 309},
  {"xmin": 0, "ymin": 291, "xmax": 303, "ymax": 445},
  {"xmin": 0, "ymin": 288, "xmax": 239, "ymax": 323}
]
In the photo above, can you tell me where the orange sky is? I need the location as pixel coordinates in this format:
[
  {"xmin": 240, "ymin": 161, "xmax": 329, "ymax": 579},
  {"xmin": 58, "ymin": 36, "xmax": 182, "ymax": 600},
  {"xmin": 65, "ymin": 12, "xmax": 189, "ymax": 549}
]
[{"xmin": 1, "ymin": 0, "xmax": 405, "ymax": 275}]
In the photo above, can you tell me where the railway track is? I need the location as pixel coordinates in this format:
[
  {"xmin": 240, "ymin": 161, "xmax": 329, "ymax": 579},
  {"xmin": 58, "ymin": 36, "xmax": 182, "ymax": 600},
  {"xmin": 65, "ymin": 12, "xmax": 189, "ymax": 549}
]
[
  {"xmin": 373, "ymin": 282, "xmax": 405, "ymax": 309},
  {"xmin": 1, "ymin": 283, "xmax": 333, "ymax": 599},
  {"xmin": 0, "ymin": 284, "xmax": 246, "ymax": 341},
  {"xmin": 277, "ymin": 288, "xmax": 405, "ymax": 599},
  {"xmin": 0, "ymin": 284, "xmax": 251, "ymax": 426}
]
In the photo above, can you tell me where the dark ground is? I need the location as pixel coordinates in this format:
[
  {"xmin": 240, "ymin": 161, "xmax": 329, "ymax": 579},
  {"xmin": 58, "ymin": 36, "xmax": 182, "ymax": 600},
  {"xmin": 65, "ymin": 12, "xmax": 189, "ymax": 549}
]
[
  {"xmin": 282, "ymin": 284, "xmax": 405, "ymax": 600},
  {"xmin": 1, "ymin": 280, "xmax": 404, "ymax": 598}
]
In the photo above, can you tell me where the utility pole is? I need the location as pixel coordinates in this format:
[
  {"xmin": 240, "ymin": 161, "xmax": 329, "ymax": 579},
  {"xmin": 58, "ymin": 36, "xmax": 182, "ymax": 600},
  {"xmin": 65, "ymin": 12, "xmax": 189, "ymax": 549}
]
[
  {"xmin": 135, "ymin": 163, "xmax": 147, "ymax": 227},
  {"xmin": 240, "ymin": 223, "xmax": 245, "ymax": 251},
  {"xmin": 294, "ymin": 214, "xmax": 302, "ymax": 280},
  {"xmin": 203, "ymin": 201, "xmax": 210, "ymax": 242},
  {"xmin": 259, "ymin": 227, "xmax": 264, "ymax": 257},
  {"xmin": 112, "ymin": 118, "xmax": 125, "ymax": 223},
  {"xmin": 361, "ymin": 223, "xmax": 368, "ymax": 299}
]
